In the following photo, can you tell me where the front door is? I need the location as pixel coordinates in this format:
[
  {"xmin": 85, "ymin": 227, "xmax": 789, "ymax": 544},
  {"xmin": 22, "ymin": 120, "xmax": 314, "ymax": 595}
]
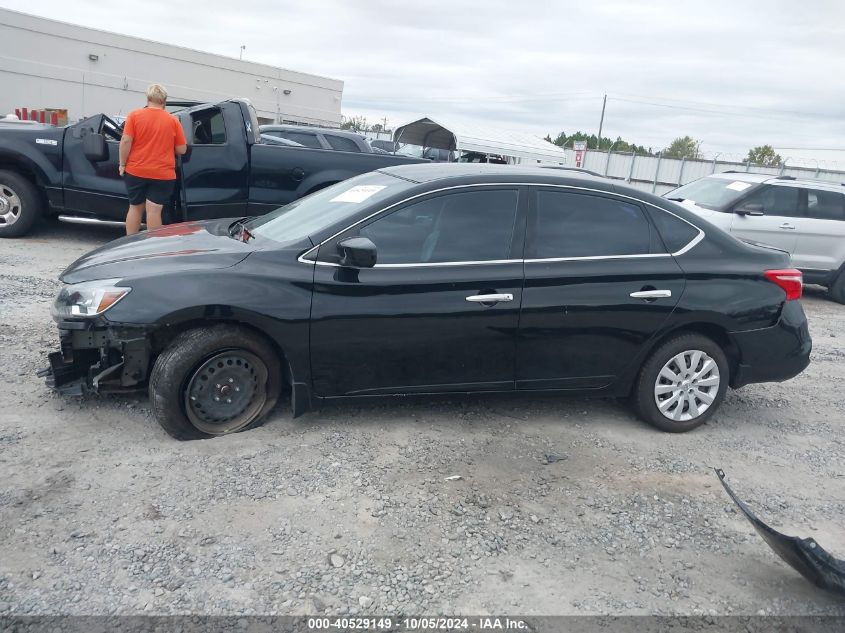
[
  {"xmin": 517, "ymin": 187, "xmax": 685, "ymax": 390},
  {"xmin": 62, "ymin": 115, "xmax": 127, "ymax": 220},
  {"xmin": 179, "ymin": 105, "xmax": 250, "ymax": 220},
  {"xmin": 309, "ymin": 186, "xmax": 527, "ymax": 397},
  {"xmin": 728, "ymin": 184, "xmax": 802, "ymax": 255}
]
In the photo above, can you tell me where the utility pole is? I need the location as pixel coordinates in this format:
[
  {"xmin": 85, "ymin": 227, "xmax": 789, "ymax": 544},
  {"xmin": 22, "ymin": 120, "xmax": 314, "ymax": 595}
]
[{"xmin": 596, "ymin": 94, "xmax": 607, "ymax": 150}]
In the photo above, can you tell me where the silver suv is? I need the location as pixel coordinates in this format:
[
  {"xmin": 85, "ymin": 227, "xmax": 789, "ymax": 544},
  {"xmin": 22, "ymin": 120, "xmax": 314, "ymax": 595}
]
[{"xmin": 666, "ymin": 172, "xmax": 845, "ymax": 303}]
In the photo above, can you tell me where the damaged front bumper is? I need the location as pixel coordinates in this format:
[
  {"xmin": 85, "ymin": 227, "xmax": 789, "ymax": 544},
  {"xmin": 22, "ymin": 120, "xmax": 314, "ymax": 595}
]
[
  {"xmin": 717, "ymin": 468, "xmax": 845, "ymax": 596},
  {"xmin": 38, "ymin": 319, "xmax": 153, "ymax": 396}
]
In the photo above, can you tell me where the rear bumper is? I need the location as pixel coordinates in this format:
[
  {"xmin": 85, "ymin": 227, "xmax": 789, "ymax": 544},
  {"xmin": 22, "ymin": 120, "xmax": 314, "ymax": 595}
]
[
  {"xmin": 729, "ymin": 300, "xmax": 812, "ymax": 388},
  {"xmin": 39, "ymin": 320, "xmax": 153, "ymax": 395}
]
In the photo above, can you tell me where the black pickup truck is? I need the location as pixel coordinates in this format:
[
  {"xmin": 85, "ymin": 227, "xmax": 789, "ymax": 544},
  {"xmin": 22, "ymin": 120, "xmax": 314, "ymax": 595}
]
[{"xmin": 0, "ymin": 98, "xmax": 422, "ymax": 237}]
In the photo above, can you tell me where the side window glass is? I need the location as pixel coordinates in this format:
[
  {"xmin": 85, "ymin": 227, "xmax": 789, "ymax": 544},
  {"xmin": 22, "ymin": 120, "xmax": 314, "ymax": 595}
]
[
  {"xmin": 325, "ymin": 135, "xmax": 361, "ymax": 152},
  {"xmin": 283, "ymin": 132, "xmax": 323, "ymax": 149},
  {"xmin": 737, "ymin": 185, "xmax": 801, "ymax": 217},
  {"xmin": 806, "ymin": 189, "xmax": 845, "ymax": 221},
  {"xmin": 357, "ymin": 189, "xmax": 519, "ymax": 265},
  {"xmin": 528, "ymin": 190, "xmax": 651, "ymax": 259},
  {"xmin": 648, "ymin": 208, "xmax": 700, "ymax": 253},
  {"xmin": 191, "ymin": 108, "xmax": 226, "ymax": 145}
]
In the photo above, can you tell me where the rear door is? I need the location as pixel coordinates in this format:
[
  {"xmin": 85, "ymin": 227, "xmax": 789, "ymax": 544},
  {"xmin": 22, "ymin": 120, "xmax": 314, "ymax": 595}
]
[
  {"xmin": 516, "ymin": 188, "xmax": 686, "ymax": 390},
  {"xmin": 792, "ymin": 187, "xmax": 845, "ymax": 274},
  {"xmin": 728, "ymin": 184, "xmax": 802, "ymax": 254}
]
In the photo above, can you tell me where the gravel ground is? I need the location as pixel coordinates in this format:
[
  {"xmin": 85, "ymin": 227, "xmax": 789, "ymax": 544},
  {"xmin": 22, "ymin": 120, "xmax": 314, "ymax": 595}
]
[{"xmin": 1, "ymin": 220, "xmax": 844, "ymax": 617}]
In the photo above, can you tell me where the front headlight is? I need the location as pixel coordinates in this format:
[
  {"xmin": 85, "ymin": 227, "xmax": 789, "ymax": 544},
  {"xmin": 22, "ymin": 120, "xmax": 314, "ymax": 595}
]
[{"xmin": 51, "ymin": 278, "xmax": 132, "ymax": 319}]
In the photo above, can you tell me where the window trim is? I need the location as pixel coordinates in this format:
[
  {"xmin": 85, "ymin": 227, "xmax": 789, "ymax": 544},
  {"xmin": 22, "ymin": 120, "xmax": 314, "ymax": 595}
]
[{"xmin": 298, "ymin": 183, "xmax": 704, "ymax": 268}]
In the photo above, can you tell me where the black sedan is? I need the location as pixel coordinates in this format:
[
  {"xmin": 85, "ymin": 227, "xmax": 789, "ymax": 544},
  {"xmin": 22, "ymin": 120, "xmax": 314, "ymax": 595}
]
[{"xmin": 43, "ymin": 164, "xmax": 812, "ymax": 440}]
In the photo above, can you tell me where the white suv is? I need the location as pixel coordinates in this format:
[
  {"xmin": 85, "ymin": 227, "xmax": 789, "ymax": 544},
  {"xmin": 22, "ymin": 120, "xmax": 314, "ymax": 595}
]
[{"xmin": 665, "ymin": 172, "xmax": 845, "ymax": 303}]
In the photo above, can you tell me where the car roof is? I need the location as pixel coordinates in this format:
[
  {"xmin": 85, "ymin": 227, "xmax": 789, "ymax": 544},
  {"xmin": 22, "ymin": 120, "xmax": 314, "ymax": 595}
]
[
  {"xmin": 706, "ymin": 171, "xmax": 844, "ymax": 191},
  {"xmin": 377, "ymin": 163, "xmax": 611, "ymax": 186}
]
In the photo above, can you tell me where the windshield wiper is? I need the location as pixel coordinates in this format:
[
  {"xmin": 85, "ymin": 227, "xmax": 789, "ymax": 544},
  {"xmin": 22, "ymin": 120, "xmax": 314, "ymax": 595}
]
[{"xmin": 666, "ymin": 197, "xmax": 686, "ymax": 202}]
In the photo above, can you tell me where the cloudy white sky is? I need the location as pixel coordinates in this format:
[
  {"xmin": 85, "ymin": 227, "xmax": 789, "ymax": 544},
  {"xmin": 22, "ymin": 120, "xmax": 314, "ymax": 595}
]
[{"xmin": 4, "ymin": 0, "xmax": 845, "ymax": 158}]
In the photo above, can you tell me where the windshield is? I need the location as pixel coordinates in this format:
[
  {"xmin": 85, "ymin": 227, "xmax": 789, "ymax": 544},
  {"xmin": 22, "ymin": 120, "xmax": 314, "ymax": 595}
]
[
  {"xmin": 246, "ymin": 172, "xmax": 405, "ymax": 244},
  {"xmin": 667, "ymin": 177, "xmax": 758, "ymax": 211}
]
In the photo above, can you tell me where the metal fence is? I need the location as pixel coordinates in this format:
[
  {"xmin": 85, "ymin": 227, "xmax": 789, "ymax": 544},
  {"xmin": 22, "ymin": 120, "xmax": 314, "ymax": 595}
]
[{"xmin": 562, "ymin": 149, "xmax": 845, "ymax": 196}]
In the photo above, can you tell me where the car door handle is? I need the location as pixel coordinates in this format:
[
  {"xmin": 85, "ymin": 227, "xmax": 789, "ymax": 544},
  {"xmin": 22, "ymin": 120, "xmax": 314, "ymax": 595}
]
[
  {"xmin": 466, "ymin": 293, "xmax": 513, "ymax": 303},
  {"xmin": 630, "ymin": 290, "xmax": 672, "ymax": 299},
  {"xmin": 779, "ymin": 223, "xmax": 795, "ymax": 230}
]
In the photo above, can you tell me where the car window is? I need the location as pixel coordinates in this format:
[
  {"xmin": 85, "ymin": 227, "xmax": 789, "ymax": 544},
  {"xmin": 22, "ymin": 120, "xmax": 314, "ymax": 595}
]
[
  {"xmin": 648, "ymin": 208, "xmax": 700, "ymax": 253},
  {"xmin": 806, "ymin": 189, "xmax": 845, "ymax": 221},
  {"xmin": 528, "ymin": 190, "xmax": 652, "ymax": 259},
  {"xmin": 263, "ymin": 130, "xmax": 283, "ymax": 138},
  {"xmin": 282, "ymin": 131, "xmax": 323, "ymax": 149},
  {"xmin": 358, "ymin": 189, "xmax": 520, "ymax": 265},
  {"xmin": 191, "ymin": 107, "xmax": 226, "ymax": 145},
  {"xmin": 325, "ymin": 135, "xmax": 361, "ymax": 152},
  {"xmin": 737, "ymin": 185, "xmax": 802, "ymax": 217}
]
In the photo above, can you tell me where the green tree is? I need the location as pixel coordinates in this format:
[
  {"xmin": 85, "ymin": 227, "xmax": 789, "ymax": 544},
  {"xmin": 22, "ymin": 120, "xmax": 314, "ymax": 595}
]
[
  {"xmin": 545, "ymin": 130, "xmax": 652, "ymax": 155},
  {"xmin": 745, "ymin": 145, "xmax": 782, "ymax": 167},
  {"xmin": 340, "ymin": 115, "xmax": 368, "ymax": 132},
  {"xmin": 663, "ymin": 136, "xmax": 701, "ymax": 159},
  {"xmin": 370, "ymin": 123, "xmax": 384, "ymax": 134}
]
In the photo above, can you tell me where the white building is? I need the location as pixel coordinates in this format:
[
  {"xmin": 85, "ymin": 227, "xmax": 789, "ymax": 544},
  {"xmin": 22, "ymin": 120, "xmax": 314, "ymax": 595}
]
[{"xmin": 0, "ymin": 7, "xmax": 343, "ymax": 126}]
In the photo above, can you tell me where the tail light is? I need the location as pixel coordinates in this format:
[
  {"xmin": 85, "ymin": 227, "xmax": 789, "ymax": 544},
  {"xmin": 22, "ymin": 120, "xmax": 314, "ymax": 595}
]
[{"xmin": 765, "ymin": 269, "xmax": 803, "ymax": 301}]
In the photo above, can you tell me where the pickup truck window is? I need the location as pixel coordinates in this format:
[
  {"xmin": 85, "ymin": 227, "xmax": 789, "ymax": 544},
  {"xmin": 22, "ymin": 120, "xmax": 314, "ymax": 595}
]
[
  {"xmin": 191, "ymin": 108, "xmax": 226, "ymax": 145},
  {"xmin": 325, "ymin": 135, "xmax": 361, "ymax": 153},
  {"xmin": 282, "ymin": 131, "xmax": 323, "ymax": 149}
]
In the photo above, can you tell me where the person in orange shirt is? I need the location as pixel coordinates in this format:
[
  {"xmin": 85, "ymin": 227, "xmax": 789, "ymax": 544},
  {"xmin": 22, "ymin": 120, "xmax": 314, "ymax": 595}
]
[{"xmin": 118, "ymin": 84, "xmax": 188, "ymax": 235}]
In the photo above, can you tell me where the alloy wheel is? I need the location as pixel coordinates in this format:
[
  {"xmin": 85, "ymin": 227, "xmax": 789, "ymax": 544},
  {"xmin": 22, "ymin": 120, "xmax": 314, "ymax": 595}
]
[
  {"xmin": 0, "ymin": 184, "xmax": 22, "ymax": 226},
  {"xmin": 654, "ymin": 349, "xmax": 720, "ymax": 422}
]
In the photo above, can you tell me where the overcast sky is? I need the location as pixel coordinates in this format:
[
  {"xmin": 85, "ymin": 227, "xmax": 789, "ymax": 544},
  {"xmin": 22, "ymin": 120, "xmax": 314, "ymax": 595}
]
[{"xmin": 5, "ymin": 0, "xmax": 845, "ymax": 159}]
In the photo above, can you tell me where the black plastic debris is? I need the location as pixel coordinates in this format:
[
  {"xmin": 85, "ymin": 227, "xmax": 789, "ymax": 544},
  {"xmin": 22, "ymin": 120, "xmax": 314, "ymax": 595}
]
[{"xmin": 716, "ymin": 468, "xmax": 845, "ymax": 596}]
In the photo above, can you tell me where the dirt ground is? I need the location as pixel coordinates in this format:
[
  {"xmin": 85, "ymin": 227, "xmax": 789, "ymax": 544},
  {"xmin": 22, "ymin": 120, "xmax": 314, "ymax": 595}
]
[{"xmin": 1, "ymin": 220, "xmax": 844, "ymax": 616}]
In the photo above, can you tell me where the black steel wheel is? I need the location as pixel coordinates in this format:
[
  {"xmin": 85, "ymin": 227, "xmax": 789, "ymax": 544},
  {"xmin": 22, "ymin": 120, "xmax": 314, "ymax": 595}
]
[
  {"xmin": 149, "ymin": 325, "xmax": 282, "ymax": 440},
  {"xmin": 184, "ymin": 350, "xmax": 268, "ymax": 435}
]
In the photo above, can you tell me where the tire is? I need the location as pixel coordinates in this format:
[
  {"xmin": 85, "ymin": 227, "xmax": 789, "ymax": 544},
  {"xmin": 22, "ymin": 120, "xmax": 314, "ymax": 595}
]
[
  {"xmin": 632, "ymin": 333, "xmax": 729, "ymax": 433},
  {"xmin": 149, "ymin": 325, "xmax": 283, "ymax": 440},
  {"xmin": 0, "ymin": 169, "xmax": 43, "ymax": 238},
  {"xmin": 829, "ymin": 270, "xmax": 845, "ymax": 305}
]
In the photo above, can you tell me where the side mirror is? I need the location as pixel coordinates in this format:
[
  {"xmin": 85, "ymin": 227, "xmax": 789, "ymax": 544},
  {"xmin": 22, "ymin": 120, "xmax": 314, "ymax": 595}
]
[
  {"xmin": 82, "ymin": 132, "xmax": 108, "ymax": 162},
  {"xmin": 337, "ymin": 237, "xmax": 377, "ymax": 268},
  {"xmin": 735, "ymin": 203, "xmax": 764, "ymax": 217}
]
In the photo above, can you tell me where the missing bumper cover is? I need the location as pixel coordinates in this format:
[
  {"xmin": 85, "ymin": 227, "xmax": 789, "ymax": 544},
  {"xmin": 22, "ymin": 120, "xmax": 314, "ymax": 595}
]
[{"xmin": 39, "ymin": 325, "xmax": 152, "ymax": 395}]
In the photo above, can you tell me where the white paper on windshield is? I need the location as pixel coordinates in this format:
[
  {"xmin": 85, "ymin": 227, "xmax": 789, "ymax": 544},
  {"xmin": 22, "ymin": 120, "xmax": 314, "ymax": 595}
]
[
  {"xmin": 726, "ymin": 181, "xmax": 752, "ymax": 192},
  {"xmin": 330, "ymin": 185, "xmax": 386, "ymax": 203}
]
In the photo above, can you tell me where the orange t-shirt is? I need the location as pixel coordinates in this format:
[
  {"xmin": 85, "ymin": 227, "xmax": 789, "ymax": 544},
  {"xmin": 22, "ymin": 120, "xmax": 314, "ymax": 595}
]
[{"xmin": 123, "ymin": 107, "xmax": 187, "ymax": 180}]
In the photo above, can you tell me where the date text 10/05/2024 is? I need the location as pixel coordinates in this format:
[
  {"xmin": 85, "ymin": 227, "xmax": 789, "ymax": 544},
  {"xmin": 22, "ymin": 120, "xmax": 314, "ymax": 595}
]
[{"xmin": 307, "ymin": 617, "xmax": 529, "ymax": 630}]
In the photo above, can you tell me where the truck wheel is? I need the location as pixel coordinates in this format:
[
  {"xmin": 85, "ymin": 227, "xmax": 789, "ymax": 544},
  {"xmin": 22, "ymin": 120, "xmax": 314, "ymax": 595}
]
[
  {"xmin": 829, "ymin": 271, "xmax": 845, "ymax": 304},
  {"xmin": 632, "ymin": 333, "xmax": 729, "ymax": 433},
  {"xmin": 149, "ymin": 325, "xmax": 282, "ymax": 440},
  {"xmin": 0, "ymin": 170, "xmax": 42, "ymax": 238}
]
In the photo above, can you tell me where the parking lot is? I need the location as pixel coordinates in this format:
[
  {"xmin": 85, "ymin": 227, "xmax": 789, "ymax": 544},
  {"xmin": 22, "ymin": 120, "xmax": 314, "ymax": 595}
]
[{"xmin": 1, "ymin": 220, "xmax": 844, "ymax": 616}]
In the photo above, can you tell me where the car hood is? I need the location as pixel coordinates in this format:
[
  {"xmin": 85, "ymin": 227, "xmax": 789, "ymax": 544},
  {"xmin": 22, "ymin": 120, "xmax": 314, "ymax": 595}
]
[{"xmin": 60, "ymin": 219, "xmax": 258, "ymax": 284}]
